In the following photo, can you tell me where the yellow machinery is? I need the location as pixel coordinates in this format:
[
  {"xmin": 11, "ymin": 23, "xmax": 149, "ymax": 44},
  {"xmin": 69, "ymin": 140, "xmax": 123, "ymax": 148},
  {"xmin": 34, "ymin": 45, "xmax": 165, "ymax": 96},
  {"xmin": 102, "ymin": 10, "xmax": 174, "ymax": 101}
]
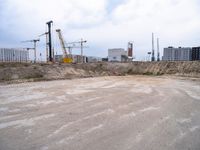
[
  {"xmin": 56, "ymin": 29, "xmax": 73, "ymax": 63},
  {"xmin": 63, "ymin": 57, "xmax": 72, "ymax": 63}
]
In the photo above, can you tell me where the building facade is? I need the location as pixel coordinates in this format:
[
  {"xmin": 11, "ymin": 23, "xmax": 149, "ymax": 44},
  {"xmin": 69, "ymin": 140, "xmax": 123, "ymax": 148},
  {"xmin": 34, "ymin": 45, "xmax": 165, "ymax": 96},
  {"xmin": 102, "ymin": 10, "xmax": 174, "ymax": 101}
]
[
  {"xmin": 163, "ymin": 47, "xmax": 192, "ymax": 61},
  {"xmin": 108, "ymin": 48, "xmax": 128, "ymax": 62},
  {"xmin": 0, "ymin": 48, "xmax": 29, "ymax": 62},
  {"xmin": 86, "ymin": 56, "xmax": 102, "ymax": 63},
  {"xmin": 192, "ymin": 47, "xmax": 200, "ymax": 61}
]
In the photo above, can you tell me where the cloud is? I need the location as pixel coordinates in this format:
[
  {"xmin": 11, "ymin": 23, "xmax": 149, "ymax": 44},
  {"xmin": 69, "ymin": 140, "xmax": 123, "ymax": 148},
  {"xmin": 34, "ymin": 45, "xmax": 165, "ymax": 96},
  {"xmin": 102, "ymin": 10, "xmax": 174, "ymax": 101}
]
[{"xmin": 0, "ymin": 0, "xmax": 200, "ymax": 60}]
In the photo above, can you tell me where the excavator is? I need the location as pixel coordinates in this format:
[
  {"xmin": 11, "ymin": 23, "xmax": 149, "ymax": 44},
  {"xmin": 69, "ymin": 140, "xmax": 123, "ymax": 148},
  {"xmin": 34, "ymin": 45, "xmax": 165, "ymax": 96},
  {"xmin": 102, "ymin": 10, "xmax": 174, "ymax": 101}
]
[{"xmin": 55, "ymin": 29, "xmax": 73, "ymax": 63}]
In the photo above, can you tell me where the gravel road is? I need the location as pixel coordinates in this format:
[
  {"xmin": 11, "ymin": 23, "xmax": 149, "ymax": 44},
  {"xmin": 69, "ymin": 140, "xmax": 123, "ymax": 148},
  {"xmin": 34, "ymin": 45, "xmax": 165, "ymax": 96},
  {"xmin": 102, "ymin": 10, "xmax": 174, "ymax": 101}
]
[{"xmin": 0, "ymin": 76, "xmax": 200, "ymax": 150}]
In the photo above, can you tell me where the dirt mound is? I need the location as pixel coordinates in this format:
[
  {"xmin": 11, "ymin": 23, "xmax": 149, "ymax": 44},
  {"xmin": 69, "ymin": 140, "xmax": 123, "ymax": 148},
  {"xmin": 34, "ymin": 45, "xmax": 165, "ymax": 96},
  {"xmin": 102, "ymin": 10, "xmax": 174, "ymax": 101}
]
[{"xmin": 0, "ymin": 61, "xmax": 199, "ymax": 83}]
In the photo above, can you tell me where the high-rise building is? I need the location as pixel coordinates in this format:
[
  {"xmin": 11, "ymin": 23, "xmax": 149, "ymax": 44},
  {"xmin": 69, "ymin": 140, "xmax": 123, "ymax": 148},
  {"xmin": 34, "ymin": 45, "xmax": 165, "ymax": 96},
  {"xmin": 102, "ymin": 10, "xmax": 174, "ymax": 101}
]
[
  {"xmin": 0, "ymin": 48, "xmax": 29, "ymax": 62},
  {"xmin": 163, "ymin": 47, "xmax": 192, "ymax": 61},
  {"xmin": 192, "ymin": 47, "xmax": 200, "ymax": 61}
]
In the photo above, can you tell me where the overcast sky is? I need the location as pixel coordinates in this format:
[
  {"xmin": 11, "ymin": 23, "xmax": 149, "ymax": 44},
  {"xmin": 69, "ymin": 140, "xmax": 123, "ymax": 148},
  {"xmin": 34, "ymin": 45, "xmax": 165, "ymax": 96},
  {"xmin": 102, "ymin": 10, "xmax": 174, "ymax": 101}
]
[{"xmin": 0, "ymin": 0, "xmax": 200, "ymax": 60}]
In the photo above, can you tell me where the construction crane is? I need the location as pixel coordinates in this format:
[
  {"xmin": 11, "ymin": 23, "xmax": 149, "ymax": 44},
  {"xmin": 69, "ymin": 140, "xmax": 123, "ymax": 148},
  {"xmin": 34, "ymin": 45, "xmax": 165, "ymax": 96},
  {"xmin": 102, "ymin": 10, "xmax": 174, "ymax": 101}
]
[
  {"xmin": 21, "ymin": 39, "xmax": 40, "ymax": 63},
  {"xmin": 55, "ymin": 29, "xmax": 73, "ymax": 63},
  {"xmin": 66, "ymin": 39, "xmax": 87, "ymax": 63},
  {"xmin": 39, "ymin": 32, "xmax": 49, "ymax": 62}
]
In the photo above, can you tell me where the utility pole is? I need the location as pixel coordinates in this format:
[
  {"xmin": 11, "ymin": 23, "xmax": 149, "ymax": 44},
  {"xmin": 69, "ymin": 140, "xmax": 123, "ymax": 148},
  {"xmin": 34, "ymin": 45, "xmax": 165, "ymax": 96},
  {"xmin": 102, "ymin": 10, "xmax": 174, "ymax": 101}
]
[
  {"xmin": 151, "ymin": 33, "xmax": 155, "ymax": 62},
  {"xmin": 46, "ymin": 20, "xmax": 53, "ymax": 62},
  {"xmin": 157, "ymin": 38, "xmax": 160, "ymax": 61},
  {"xmin": 21, "ymin": 39, "xmax": 40, "ymax": 63}
]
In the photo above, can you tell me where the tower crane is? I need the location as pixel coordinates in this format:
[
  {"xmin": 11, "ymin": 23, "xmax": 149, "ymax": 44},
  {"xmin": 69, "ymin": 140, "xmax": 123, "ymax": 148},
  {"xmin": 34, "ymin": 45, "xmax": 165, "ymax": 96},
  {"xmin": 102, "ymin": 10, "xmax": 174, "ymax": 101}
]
[
  {"xmin": 21, "ymin": 39, "xmax": 40, "ymax": 63},
  {"xmin": 66, "ymin": 39, "xmax": 87, "ymax": 63},
  {"xmin": 39, "ymin": 32, "xmax": 49, "ymax": 62},
  {"xmin": 55, "ymin": 29, "xmax": 73, "ymax": 63}
]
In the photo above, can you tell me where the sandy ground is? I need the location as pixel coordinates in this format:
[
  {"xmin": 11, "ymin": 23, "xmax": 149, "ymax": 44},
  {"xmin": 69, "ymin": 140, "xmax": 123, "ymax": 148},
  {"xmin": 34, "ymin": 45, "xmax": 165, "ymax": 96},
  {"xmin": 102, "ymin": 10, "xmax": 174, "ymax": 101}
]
[{"xmin": 0, "ymin": 76, "xmax": 200, "ymax": 150}]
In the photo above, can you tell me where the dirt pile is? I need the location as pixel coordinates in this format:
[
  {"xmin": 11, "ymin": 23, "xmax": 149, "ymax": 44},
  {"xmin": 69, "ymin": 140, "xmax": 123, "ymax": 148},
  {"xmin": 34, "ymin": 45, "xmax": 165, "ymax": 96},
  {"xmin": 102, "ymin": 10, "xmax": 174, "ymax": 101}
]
[{"xmin": 0, "ymin": 61, "xmax": 199, "ymax": 83}]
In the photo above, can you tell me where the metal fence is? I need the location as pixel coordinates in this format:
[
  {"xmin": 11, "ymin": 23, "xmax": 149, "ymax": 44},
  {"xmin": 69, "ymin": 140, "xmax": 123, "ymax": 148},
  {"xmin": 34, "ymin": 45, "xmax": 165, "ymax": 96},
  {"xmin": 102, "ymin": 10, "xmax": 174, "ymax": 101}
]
[{"xmin": 0, "ymin": 48, "xmax": 29, "ymax": 62}]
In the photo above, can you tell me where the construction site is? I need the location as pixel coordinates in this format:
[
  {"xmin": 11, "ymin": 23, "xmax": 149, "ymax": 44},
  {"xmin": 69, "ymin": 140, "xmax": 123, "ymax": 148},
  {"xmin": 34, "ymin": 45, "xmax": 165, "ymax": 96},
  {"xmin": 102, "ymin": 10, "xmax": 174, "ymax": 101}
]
[{"xmin": 0, "ymin": 15, "xmax": 200, "ymax": 150}]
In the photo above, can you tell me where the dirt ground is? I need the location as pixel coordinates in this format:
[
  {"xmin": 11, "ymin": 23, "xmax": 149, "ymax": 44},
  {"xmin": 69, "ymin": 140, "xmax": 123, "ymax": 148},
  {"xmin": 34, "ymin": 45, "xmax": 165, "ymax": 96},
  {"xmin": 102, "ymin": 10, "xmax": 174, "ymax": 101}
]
[{"xmin": 0, "ymin": 76, "xmax": 200, "ymax": 150}]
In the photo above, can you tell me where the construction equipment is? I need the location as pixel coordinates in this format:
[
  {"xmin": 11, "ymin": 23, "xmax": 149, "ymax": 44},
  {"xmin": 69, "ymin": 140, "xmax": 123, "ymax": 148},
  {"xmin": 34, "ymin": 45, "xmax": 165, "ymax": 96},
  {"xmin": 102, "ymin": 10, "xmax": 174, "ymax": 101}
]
[
  {"xmin": 55, "ymin": 29, "xmax": 73, "ymax": 63},
  {"xmin": 66, "ymin": 39, "xmax": 87, "ymax": 63},
  {"xmin": 39, "ymin": 32, "xmax": 49, "ymax": 62},
  {"xmin": 21, "ymin": 39, "xmax": 40, "ymax": 63},
  {"xmin": 46, "ymin": 21, "xmax": 53, "ymax": 62}
]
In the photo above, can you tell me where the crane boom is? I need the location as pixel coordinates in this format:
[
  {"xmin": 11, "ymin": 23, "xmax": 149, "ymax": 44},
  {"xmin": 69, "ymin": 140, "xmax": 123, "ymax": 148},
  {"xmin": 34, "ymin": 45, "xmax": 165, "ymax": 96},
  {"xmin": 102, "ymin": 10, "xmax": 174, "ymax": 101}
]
[
  {"xmin": 56, "ymin": 29, "xmax": 72, "ymax": 63},
  {"xmin": 56, "ymin": 29, "xmax": 67, "ymax": 57}
]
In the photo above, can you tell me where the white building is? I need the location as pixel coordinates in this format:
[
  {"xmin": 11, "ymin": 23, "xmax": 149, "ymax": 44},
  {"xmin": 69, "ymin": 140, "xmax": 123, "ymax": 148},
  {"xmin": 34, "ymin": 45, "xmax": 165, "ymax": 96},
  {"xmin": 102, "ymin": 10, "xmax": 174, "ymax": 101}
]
[
  {"xmin": 108, "ymin": 48, "xmax": 128, "ymax": 62},
  {"xmin": 0, "ymin": 48, "xmax": 29, "ymax": 62},
  {"xmin": 163, "ymin": 47, "xmax": 192, "ymax": 61}
]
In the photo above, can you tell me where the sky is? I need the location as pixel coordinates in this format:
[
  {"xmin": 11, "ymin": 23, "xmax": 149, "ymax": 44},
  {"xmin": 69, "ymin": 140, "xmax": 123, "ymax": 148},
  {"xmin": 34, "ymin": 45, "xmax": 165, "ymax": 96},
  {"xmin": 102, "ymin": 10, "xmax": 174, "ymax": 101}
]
[{"xmin": 0, "ymin": 0, "xmax": 200, "ymax": 61}]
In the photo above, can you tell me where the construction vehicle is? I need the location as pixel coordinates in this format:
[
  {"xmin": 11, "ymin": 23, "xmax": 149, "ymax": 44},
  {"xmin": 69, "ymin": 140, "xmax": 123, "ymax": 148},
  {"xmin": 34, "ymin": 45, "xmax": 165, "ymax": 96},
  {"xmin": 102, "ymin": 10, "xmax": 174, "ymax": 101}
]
[{"xmin": 56, "ymin": 29, "xmax": 73, "ymax": 63}]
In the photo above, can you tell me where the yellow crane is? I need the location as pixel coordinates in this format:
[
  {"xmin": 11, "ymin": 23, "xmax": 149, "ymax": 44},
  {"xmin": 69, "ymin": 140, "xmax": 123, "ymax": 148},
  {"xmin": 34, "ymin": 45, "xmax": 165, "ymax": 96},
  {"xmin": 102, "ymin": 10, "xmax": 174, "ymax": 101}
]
[{"xmin": 55, "ymin": 29, "xmax": 73, "ymax": 63}]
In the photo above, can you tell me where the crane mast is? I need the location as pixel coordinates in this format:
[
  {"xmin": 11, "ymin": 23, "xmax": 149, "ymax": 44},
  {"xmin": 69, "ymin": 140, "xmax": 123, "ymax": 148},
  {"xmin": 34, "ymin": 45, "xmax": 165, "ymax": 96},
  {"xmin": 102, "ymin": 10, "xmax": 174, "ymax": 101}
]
[
  {"xmin": 39, "ymin": 32, "xmax": 49, "ymax": 62},
  {"xmin": 46, "ymin": 21, "xmax": 53, "ymax": 62}
]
